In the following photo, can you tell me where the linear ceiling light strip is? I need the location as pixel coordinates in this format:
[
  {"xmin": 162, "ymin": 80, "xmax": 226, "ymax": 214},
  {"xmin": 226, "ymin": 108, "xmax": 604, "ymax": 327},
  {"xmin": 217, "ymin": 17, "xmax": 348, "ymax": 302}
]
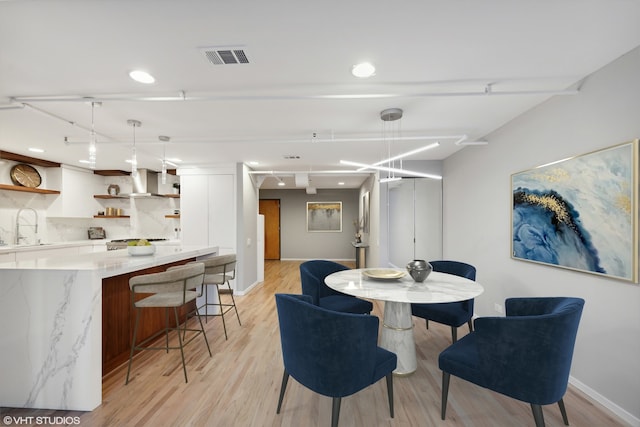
[
  {"xmin": 340, "ymin": 160, "xmax": 442, "ymax": 180},
  {"xmin": 246, "ymin": 170, "xmax": 373, "ymax": 175}
]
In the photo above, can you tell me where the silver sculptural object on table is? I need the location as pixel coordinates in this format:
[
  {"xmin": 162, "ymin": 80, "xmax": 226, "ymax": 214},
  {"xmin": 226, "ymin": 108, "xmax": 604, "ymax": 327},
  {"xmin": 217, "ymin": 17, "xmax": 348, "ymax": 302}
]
[{"xmin": 406, "ymin": 260, "xmax": 432, "ymax": 282}]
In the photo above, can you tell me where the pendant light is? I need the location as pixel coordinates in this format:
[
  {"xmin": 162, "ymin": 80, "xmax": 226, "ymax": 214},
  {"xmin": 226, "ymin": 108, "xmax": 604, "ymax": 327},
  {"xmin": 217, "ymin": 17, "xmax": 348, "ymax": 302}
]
[
  {"xmin": 379, "ymin": 108, "xmax": 403, "ymax": 183},
  {"xmin": 340, "ymin": 107, "xmax": 442, "ymax": 181},
  {"xmin": 159, "ymin": 135, "xmax": 170, "ymax": 184},
  {"xmin": 127, "ymin": 119, "xmax": 141, "ymax": 178},
  {"xmin": 88, "ymin": 101, "xmax": 100, "ymax": 169}
]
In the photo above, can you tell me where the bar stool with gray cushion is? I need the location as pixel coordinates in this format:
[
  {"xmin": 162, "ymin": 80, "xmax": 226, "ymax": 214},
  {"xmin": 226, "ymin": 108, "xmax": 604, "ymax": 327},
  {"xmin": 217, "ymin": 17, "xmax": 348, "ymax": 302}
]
[
  {"xmin": 125, "ymin": 263, "xmax": 212, "ymax": 384},
  {"xmin": 193, "ymin": 254, "xmax": 241, "ymax": 340}
]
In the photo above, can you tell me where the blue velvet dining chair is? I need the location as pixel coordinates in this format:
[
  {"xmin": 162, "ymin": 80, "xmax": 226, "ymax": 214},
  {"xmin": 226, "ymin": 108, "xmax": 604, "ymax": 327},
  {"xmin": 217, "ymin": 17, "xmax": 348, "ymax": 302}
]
[
  {"xmin": 411, "ymin": 260, "xmax": 477, "ymax": 343},
  {"xmin": 439, "ymin": 297, "xmax": 585, "ymax": 427},
  {"xmin": 275, "ymin": 293, "xmax": 397, "ymax": 427},
  {"xmin": 300, "ymin": 260, "xmax": 373, "ymax": 314}
]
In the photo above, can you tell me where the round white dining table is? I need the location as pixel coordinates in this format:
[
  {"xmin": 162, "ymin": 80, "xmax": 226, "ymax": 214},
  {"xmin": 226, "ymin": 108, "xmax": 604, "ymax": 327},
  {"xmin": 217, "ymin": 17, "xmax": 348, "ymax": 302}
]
[{"xmin": 325, "ymin": 268, "xmax": 484, "ymax": 375}]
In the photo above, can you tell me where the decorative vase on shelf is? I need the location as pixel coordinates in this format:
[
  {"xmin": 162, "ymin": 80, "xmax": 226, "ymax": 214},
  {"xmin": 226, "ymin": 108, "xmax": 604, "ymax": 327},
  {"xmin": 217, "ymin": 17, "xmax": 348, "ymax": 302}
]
[
  {"xmin": 355, "ymin": 233, "xmax": 362, "ymax": 244},
  {"xmin": 107, "ymin": 184, "xmax": 119, "ymax": 196}
]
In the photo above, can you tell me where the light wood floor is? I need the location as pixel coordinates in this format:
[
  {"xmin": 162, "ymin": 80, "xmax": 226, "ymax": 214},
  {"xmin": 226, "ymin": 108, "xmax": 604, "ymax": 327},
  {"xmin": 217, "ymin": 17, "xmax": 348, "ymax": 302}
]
[{"xmin": 2, "ymin": 260, "xmax": 629, "ymax": 426}]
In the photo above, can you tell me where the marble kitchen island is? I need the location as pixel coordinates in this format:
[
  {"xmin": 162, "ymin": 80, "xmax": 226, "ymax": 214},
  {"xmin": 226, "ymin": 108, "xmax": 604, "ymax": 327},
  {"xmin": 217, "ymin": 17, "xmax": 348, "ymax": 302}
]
[{"xmin": 0, "ymin": 244, "xmax": 218, "ymax": 411}]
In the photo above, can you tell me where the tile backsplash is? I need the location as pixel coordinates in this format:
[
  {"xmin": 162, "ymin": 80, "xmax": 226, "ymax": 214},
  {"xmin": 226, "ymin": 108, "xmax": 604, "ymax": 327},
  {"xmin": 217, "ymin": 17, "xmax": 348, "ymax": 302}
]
[{"xmin": 0, "ymin": 189, "xmax": 180, "ymax": 244}]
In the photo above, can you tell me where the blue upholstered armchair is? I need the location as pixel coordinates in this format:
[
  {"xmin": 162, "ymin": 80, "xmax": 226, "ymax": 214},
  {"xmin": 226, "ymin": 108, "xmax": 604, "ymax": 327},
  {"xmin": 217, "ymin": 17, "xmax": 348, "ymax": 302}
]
[
  {"xmin": 275, "ymin": 293, "xmax": 397, "ymax": 427},
  {"xmin": 411, "ymin": 260, "xmax": 477, "ymax": 342},
  {"xmin": 439, "ymin": 297, "xmax": 585, "ymax": 427},
  {"xmin": 300, "ymin": 260, "xmax": 373, "ymax": 314}
]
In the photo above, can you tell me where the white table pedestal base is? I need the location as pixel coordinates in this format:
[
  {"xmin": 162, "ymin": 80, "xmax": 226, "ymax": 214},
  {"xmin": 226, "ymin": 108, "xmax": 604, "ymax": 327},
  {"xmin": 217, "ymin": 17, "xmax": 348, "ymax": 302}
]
[{"xmin": 380, "ymin": 301, "xmax": 416, "ymax": 375}]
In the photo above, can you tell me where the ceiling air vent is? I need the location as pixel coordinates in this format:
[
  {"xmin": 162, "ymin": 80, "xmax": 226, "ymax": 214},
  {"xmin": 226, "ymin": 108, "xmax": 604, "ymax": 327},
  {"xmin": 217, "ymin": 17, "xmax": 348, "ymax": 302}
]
[{"xmin": 202, "ymin": 47, "xmax": 250, "ymax": 65}]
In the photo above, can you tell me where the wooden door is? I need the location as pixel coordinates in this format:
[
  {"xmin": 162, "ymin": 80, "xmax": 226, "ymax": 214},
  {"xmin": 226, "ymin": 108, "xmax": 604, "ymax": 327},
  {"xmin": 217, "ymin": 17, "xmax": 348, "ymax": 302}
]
[{"xmin": 259, "ymin": 199, "xmax": 281, "ymax": 260}]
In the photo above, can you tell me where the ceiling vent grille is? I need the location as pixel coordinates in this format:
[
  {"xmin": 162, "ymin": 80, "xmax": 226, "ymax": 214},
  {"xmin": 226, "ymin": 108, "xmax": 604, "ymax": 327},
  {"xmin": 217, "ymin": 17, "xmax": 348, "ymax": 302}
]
[{"xmin": 202, "ymin": 48, "xmax": 250, "ymax": 65}]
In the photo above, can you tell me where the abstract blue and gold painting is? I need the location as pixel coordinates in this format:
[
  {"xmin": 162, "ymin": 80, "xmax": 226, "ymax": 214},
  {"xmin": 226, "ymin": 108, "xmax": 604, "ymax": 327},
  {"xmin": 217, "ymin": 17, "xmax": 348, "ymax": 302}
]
[{"xmin": 511, "ymin": 140, "xmax": 638, "ymax": 282}]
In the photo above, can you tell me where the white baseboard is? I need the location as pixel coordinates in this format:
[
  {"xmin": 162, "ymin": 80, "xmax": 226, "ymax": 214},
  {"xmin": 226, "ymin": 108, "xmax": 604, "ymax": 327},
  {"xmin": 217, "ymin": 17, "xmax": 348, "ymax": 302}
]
[
  {"xmin": 569, "ymin": 376, "xmax": 639, "ymax": 426},
  {"xmin": 235, "ymin": 280, "xmax": 261, "ymax": 296}
]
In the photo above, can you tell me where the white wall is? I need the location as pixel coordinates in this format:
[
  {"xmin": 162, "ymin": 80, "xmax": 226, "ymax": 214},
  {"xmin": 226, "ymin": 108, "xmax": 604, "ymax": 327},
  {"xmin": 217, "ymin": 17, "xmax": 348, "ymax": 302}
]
[
  {"xmin": 443, "ymin": 47, "xmax": 640, "ymax": 423},
  {"xmin": 237, "ymin": 163, "xmax": 259, "ymax": 293}
]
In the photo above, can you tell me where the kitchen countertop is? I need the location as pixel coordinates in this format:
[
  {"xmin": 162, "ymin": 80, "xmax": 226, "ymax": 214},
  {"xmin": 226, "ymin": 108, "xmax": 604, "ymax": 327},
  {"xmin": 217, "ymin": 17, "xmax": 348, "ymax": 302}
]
[
  {"xmin": 0, "ymin": 239, "xmax": 104, "ymax": 253},
  {"xmin": 0, "ymin": 243, "xmax": 211, "ymax": 278},
  {"xmin": 0, "ymin": 238, "xmax": 181, "ymax": 254}
]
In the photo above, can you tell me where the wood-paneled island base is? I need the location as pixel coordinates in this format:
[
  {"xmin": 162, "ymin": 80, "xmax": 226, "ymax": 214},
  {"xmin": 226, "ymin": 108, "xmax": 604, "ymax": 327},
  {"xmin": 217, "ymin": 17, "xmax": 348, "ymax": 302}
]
[
  {"xmin": 0, "ymin": 245, "xmax": 218, "ymax": 411},
  {"xmin": 102, "ymin": 259, "xmax": 198, "ymax": 376}
]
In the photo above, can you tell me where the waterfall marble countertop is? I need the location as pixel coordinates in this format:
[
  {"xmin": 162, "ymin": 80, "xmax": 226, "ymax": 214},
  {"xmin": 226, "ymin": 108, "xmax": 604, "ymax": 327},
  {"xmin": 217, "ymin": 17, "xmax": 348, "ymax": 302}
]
[
  {"xmin": 0, "ymin": 243, "xmax": 218, "ymax": 411},
  {"xmin": 0, "ymin": 244, "xmax": 215, "ymax": 277}
]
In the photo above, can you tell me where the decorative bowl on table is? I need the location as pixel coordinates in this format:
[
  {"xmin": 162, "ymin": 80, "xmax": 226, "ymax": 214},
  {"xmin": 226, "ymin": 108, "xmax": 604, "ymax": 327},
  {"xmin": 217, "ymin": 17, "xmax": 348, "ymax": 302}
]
[
  {"xmin": 406, "ymin": 260, "xmax": 432, "ymax": 282},
  {"xmin": 362, "ymin": 269, "xmax": 406, "ymax": 280},
  {"xmin": 127, "ymin": 244, "xmax": 156, "ymax": 256}
]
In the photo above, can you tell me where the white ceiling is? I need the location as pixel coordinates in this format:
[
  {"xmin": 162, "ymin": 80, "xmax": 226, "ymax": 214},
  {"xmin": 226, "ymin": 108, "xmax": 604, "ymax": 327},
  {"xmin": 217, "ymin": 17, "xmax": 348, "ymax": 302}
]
[{"xmin": 1, "ymin": 0, "xmax": 639, "ymax": 189}]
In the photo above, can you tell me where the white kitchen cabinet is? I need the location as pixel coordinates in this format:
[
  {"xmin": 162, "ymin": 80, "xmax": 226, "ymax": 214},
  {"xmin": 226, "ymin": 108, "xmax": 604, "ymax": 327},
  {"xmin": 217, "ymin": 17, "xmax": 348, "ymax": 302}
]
[
  {"xmin": 180, "ymin": 172, "xmax": 236, "ymax": 252},
  {"xmin": 181, "ymin": 170, "xmax": 236, "ymax": 312},
  {"xmin": 48, "ymin": 165, "xmax": 103, "ymax": 218}
]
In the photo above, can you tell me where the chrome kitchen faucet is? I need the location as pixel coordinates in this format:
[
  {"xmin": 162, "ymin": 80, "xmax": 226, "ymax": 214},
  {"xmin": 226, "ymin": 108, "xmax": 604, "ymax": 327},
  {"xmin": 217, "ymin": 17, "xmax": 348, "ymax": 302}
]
[{"xmin": 16, "ymin": 207, "xmax": 38, "ymax": 245}]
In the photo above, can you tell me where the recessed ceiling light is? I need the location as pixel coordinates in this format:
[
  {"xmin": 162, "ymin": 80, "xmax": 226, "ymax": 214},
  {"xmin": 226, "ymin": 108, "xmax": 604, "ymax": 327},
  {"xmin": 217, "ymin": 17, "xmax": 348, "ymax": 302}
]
[
  {"xmin": 28, "ymin": 147, "xmax": 44, "ymax": 153},
  {"xmin": 129, "ymin": 70, "xmax": 155, "ymax": 84},
  {"xmin": 277, "ymin": 181, "xmax": 286, "ymax": 186},
  {"xmin": 248, "ymin": 161, "xmax": 259, "ymax": 166},
  {"xmin": 338, "ymin": 182, "xmax": 345, "ymax": 186},
  {"xmin": 351, "ymin": 62, "xmax": 376, "ymax": 78},
  {"xmin": 79, "ymin": 160, "xmax": 90, "ymax": 164}
]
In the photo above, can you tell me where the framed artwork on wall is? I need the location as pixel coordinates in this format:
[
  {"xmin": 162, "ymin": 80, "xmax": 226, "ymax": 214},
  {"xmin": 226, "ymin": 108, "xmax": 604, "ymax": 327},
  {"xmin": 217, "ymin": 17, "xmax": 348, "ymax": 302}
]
[
  {"xmin": 511, "ymin": 139, "xmax": 638, "ymax": 282},
  {"xmin": 307, "ymin": 202, "xmax": 342, "ymax": 232}
]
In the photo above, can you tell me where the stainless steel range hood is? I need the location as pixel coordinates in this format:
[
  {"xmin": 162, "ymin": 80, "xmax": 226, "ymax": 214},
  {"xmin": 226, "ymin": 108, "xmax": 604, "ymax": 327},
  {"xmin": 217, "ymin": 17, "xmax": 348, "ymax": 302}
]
[{"xmin": 120, "ymin": 169, "xmax": 165, "ymax": 198}]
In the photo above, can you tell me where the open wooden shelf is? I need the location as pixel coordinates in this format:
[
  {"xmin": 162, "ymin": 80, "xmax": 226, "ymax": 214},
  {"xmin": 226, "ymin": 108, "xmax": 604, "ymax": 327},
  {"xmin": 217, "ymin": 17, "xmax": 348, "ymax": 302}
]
[
  {"xmin": 164, "ymin": 193, "xmax": 180, "ymax": 198},
  {"xmin": 0, "ymin": 184, "xmax": 60, "ymax": 194},
  {"xmin": 93, "ymin": 170, "xmax": 131, "ymax": 176},
  {"xmin": 164, "ymin": 214, "xmax": 180, "ymax": 218},
  {"xmin": 94, "ymin": 215, "xmax": 130, "ymax": 219},
  {"xmin": 0, "ymin": 151, "xmax": 61, "ymax": 168}
]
